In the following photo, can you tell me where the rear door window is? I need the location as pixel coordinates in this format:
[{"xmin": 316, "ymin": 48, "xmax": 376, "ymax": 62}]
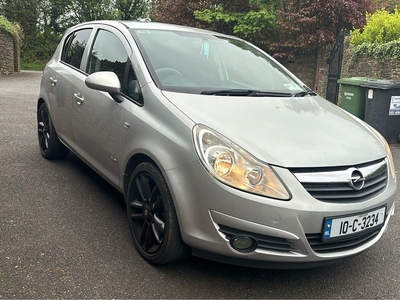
[{"xmin": 61, "ymin": 29, "xmax": 92, "ymax": 69}]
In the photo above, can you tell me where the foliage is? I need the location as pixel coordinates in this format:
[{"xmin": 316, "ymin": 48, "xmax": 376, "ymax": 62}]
[
  {"xmin": 23, "ymin": 31, "xmax": 61, "ymax": 62},
  {"xmin": 350, "ymin": 8, "xmax": 400, "ymax": 45},
  {"xmin": 157, "ymin": 0, "xmax": 374, "ymax": 58},
  {"xmin": 373, "ymin": 0, "xmax": 398, "ymax": 11},
  {"xmin": 152, "ymin": 0, "xmax": 278, "ymax": 50},
  {"xmin": 349, "ymin": 8, "xmax": 400, "ymax": 61},
  {"xmin": 351, "ymin": 40, "xmax": 400, "ymax": 62},
  {"xmin": 113, "ymin": 0, "xmax": 150, "ymax": 20},
  {"xmin": 1, "ymin": 0, "xmax": 39, "ymax": 39},
  {"xmin": 38, "ymin": 0, "xmax": 74, "ymax": 35},
  {"xmin": 1, "ymin": 0, "xmax": 57, "ymax": 64},
  {"xmin": 0, "ymin": 0, "xmax": 150, "ymax": 65},
  {"xmin": 0, "ymin": 15, "xmax": 23, "ymax": 42},
  {"xmin": 194, "ymin": 5, "xmax": 276, "ymax": 37},
  {"xmin": 20, "ymin": 59, "xmax": 46, "ymax": 71},
  {"xmin": 68, "ymin": 0, "xmax": 114, "ymax": 24},
  {"xmin": 0, "ymin": 0, "xmax": 377, "ymax": 64},
  {"xmin": 271, "ymin": 0, "xmax": 374, "ymax": 57},
  {"xmin": 151, "ymin": 0, "xmax": 252, "ymax": 34}
]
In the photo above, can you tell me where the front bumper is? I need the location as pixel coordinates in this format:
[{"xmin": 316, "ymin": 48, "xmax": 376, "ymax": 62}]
[{"xmin": 164, "ymin": 161, "xmax": 397, "ymax": 268}]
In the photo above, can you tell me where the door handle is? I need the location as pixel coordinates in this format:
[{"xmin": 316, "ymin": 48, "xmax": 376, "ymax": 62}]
[
  {"xmin": 50, "ymin": 77, "xmax": 57, "ymax": 86},
  {"xmin": 74, "ymin": 93, "xmax": 84, "ymax": 105}
]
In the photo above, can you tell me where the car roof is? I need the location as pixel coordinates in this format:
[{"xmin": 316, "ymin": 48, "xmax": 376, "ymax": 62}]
[{"xmin": 77, "ymin": 20, "xmax": 228, "ymax": 37}]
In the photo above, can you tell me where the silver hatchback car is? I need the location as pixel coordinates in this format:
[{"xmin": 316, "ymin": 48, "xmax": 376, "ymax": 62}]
[{"xmin": 38, "ymin": 20, "xmax": 397, "ymax": 268}]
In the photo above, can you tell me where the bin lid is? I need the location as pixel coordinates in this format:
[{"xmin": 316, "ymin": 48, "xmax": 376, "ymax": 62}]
[
  {"xmin": 338, "ymin": 77, "xmax": 376, "ymax": 86},
  {"xmin": 337, "ymin": 77, "xmax": 375, "ymax": 86},
  {"xmin": 361, "ymin": 79, "xmax": 400, "ymax": 89}
]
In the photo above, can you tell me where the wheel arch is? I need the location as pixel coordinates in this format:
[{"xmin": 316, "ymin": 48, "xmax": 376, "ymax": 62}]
[
  {"xmin": 37, "ymin": 98, "xmax": 46, "ymax": 111},
  {"xmin": 123, "ymin": 153, "xmax": 158, "ymax": 200},
  {"xmin": 125, "ymin": 156, "xmax": 190, "ymax": 263}
]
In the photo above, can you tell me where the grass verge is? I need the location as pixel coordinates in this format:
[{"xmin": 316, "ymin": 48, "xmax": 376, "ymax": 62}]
[{"xmin": 21, "ymin": 61, "xmax": 46, "ymax": 71}]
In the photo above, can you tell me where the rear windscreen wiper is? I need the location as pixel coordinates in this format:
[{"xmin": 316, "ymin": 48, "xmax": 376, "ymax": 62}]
[{"xmin": 200, "ymin": 89, "xmax": 293, "ymax": 97}]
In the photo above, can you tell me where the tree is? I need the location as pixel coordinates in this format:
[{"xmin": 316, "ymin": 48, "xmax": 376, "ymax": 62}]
[
  {"xmin": 151, "ymin": 0, "xmax": 253, "ymax": 34},
  {"xmin": 1, "ymin": 0, "xmax": 40, "ymax": 37},
  {"xmin": 68, "ymin": 0, "xmax": 114, "ymax": 24},
  {"xmin": 193, "ymin": 5, "xmax": 276, "ymax": 37},
  {"xmin": 113, "ymin": 0, "xmax": 149, "ymax": 20},
  {"xmin": 190, "ymin": 0, "xmax": 374, "ymax": 57},
  {"xmin": 0, "ymin": 15, "xmax": 23, "ymax": 42},
  {"xmin": 351, "ymin": 8, "xmax": 400, "ymax": 45},
  {"xmin": 193, "ymin": 1, "xmax": 276, "ymax": 49},
  {"xmin": 0, "ymin": 0, "xmax": 376, "ymax": 64},
  {"xmin": 0, "ymin": 0, "xmax": 45, "ymax": 62},
  {"xmin": 373, "ymin": 0, "xmax": 398, "ymax": 12},
  {"xmin": 1, "ymin": 0, "xmax": 151, "ymax": 65},
  {"xmin": 63, "ymin": 0, "xmax": 149, "ymax": 27},
  {"xmin": 38, "ymin": 0, "xmax": 72, "ymax": 35},
  {"xmin": 270, "ymin": 0, "xmax": 374, "ymax": 57}
]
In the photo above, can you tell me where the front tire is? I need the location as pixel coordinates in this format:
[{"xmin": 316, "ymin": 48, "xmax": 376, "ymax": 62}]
[
  {"xmin": 37, "ymin": 102, "xmax": 69, "ymax": 159},
  {"xmin": 127, "ymin": 162, "xmax": 188, "ymax": 264}
]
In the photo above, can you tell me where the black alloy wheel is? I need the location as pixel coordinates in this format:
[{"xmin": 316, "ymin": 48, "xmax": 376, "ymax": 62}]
[
  {"xmin": 37, "ymin": 102, "xmax": 69, "ymax": 159},
  {"xmin": 127, "ymin": 162, "xmax": 188, "ymax": 264}
]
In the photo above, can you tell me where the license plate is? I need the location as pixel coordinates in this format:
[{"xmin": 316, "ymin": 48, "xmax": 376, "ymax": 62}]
[{"xmin": 323, "ymin": 206, "xmax": 386, "ymax": 240}]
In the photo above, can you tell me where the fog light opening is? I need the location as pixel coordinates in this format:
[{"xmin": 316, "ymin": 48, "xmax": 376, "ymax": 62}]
[{"xmin": 230, "ymin": 235, "xmax": 258, "ymax": 253}]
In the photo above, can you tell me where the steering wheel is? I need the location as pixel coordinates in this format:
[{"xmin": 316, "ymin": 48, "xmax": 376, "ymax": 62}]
[{"xmin": 155, "ymin": 68, "xmax": 183, "ymax": 81}]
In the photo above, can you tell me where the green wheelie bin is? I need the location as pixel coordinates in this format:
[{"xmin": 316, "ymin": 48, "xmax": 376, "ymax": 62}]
[{"xmin": 337, "ymin": 77, "xmax": 375, "ymax": 120}]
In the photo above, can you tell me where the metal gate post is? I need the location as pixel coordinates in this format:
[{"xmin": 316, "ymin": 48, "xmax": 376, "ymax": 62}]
[{"xmin": 326, "ymin": 29, "xmax": 349, "ymax": 104}]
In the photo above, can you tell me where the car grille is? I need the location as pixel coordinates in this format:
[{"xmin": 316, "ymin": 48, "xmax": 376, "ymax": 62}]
[
  {"xmin": 218, "ymin": 225, "xmax": 298, "ymax": 253},
  {"xmin": 291, "ymin": 159, "xmax": 388, "ymax": 202},
  {"xmin": 306, "ymin": 227, "xmax": 382, "ymax": 253}
]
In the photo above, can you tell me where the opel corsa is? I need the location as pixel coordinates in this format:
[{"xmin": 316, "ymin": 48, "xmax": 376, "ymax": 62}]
[{"xmin": 37, "ymin": 21, "xmax": 397, "ymax": 268}]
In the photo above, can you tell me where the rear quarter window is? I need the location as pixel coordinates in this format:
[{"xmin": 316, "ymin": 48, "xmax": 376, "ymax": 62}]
[{"xmin": 61, "ymin": 29, "xmax": 92, "ymax": 69}]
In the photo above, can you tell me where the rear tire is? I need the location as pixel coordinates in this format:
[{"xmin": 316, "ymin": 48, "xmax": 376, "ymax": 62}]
[
  {"xmin": 126, "ymin": 162, "xmax": 189, "ymax": 264},
  {"xmin": 37, "ymin": 102, "xmax": 69, "ymax": 159}
]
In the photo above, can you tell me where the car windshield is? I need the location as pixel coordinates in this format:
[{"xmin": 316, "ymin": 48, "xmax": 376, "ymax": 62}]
[{"xmin": 131, "ymin": 29, "xmax": 306, "ymax": 95}]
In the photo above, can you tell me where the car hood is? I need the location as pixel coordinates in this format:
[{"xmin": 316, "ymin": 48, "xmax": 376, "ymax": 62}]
[{"xmin": 162, "ymin": 91, "xmax": 387, "ymax": 168}]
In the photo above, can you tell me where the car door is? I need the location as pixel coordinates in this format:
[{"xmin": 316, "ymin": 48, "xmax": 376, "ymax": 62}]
[
  {"xmin": 71, "ymin": 27, "xmax": 132, "ymax": 187},
  {"xmin": 46, "ymin": 28, "xmax": 93, "ymax": 148}
]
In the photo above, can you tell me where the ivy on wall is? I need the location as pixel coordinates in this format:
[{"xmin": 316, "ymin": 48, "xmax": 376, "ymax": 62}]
[
  {"xmin": 351, "ymin": 40, "xmax": 400, "ymax": 61},
  {"xmin": 0, "ymin": 15, "xmax": 23, "ymax": 43},
  {"xmin": 350, "ymin": 8, "xmax": 400, "ymax": 61}
]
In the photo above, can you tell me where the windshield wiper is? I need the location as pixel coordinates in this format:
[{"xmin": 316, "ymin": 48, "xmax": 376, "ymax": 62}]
[
  {"xmin": 292, "ymin": 91, "xmax": 317, "ymax": 97},
  {"xmin": 200, "ymin": 89, "xmax": 292, "ymax": 97},
  {"xmin": 292, "ymin": 85, "xmax": 317, "ymax": 97}
]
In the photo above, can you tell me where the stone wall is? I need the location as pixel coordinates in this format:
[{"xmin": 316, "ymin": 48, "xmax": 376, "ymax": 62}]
[
  {"xmin": 336, "ymin": 36, "xmax": 400, "ymax": 105},
  {"xmin": 278, "ymin": 47, "xmax": 331, "ymax": 98},
  {"xmin": 278, "ymin": 51, "xmax": 317, "ymax": 91},
  {"xmin": 0, "ymin": 29, "xmax": 20, "ymax": 75},
  {"xmin": 314, "ymin": 47, "xmax": 331, "ymax": 97},
  {"xmin": 268, "ymin": 36, "xmax": 400, "ymax": 103},
  {"xmin": 341, "ymin": 36, "xmax": 400, "ymax": 80}
]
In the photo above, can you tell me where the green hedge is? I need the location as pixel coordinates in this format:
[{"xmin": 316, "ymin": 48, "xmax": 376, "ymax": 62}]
[
  {"xmin": 350, "ymin": 8, "xmax": 400, "ymax": 60},
  {"xmin": 351, "ymin": 9, "xmax": 400, "ymax": 45}
]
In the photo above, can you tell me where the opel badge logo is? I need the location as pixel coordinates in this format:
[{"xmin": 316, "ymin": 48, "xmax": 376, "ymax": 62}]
[{"xmin": 347, "ymin": 167, "xmax": 366, "ymax": 191}]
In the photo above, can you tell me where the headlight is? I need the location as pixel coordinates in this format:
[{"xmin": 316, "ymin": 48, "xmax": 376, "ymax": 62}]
[
  {"xmin": 193, "ymin": 125, "xmax": 290, "ymax": 200},
  {"xmin": 366, "ymin": 124, "xmax": 396, "ymax": 181},
  {"xmin": 384, "ymin": 140, "xmax": 397, "ymax": 182}
]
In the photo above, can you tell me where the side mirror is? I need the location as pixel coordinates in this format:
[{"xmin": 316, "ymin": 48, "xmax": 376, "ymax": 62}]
[{"xmin": 85, "ymin": 71, "xmax": 124, "ymax": 103}]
